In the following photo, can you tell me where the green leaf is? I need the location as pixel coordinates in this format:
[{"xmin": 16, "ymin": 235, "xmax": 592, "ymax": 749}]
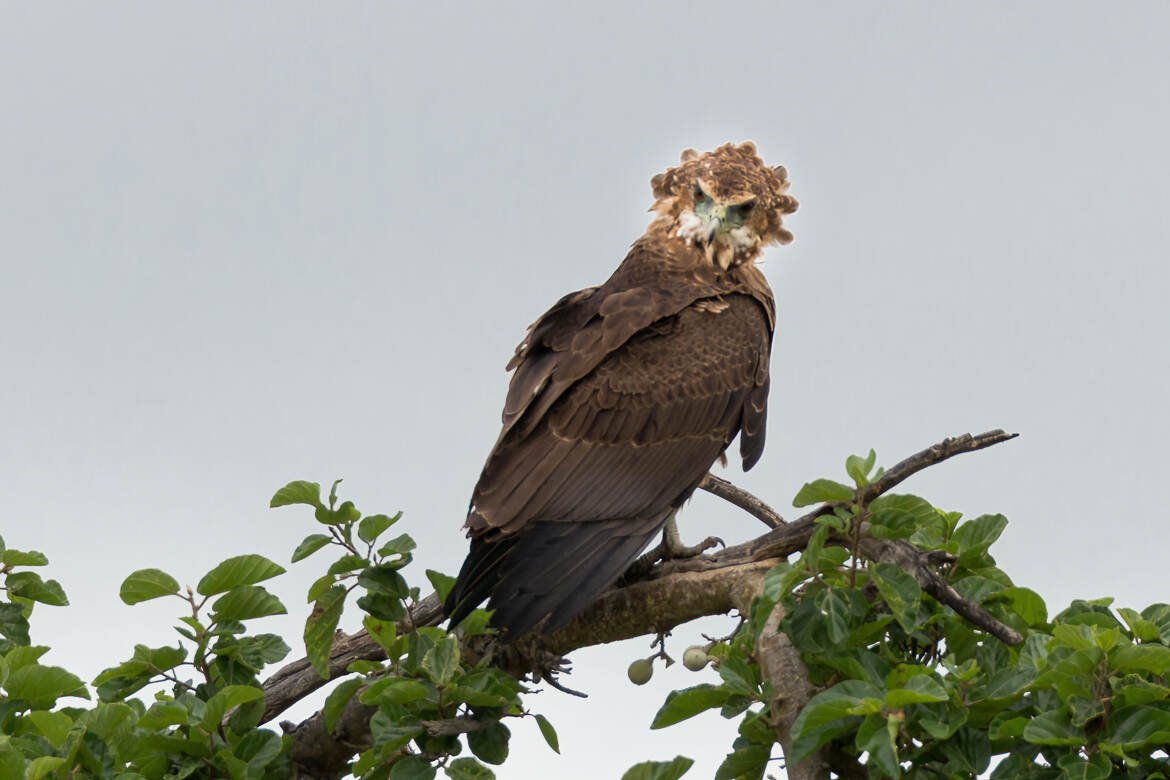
[
  {"xmin": 363, "ymin": 616, "xmax": 399, "ymax": 654},
  {"xmin": 369, "ymin": 711, "xmax": 424, "ymax": 751},
  {"xmin": 855, "ymin": 713, "xmax": 899, "ymax": 779},
  {"xmin": 360, "ymin": 677, "xmax": 430, "ymax": 707},
  {"xmin": 212, "ymin": 585, "xmax": 287, "ymax": 621},
  {"xmin": 845, "ymin": 449, "xmax": 877, "ymax": 487},
  {"xmin": 870, "ymin": 562, "xmax": 923, "ymax": 633},
  {"xmin": 137, "ymin": 701, "xmax": 190, "ymax": 730},
  {"xmin": 1057, "ymin": 752, "xmax": 1112, "ymax": 780},
  {"xmin": 1110, "ymin": 644, "xmax": 1170, "ymax": 674},
  {"xmin": 292, "ymin": 533, "xmax": 333, "ymax": 563},
  {"xmin": 952, "ymin": 513, "xmax": 1008, "ymax": 565},
  {"xmin": 939, "ymin": 727, "xmax": 990, "ymax": 776},
  {"xmin": 27, "ymin": 709, "xmax": 72, "ymax": 748},
  {"xmin": 868, "ymin": 494, "xmax": 936, "ymax": 540},
  {"xmin": 119, "ymin": 568, "xmax": 181, "ymax": 605},
  {"xmin": 1106, "ymin": 704, "xmax": 1170, "ymax": 748},
  {"xmin": 200, "ymin": 684, "xmax": 264, "ymax": 730},
  {"xmin": 621, "ymin": 756, "xmax": 694, "ymax": 780},
  {"xmin": 533, "ymin": 714, "xmax": 559, "ymax": 754},
  {"xmin": 817, "ymin": 588, "xmax": 854, "ymax": 644},
  {"xmin": 426, "ymin": 570, "xmax": 457, "ymax": 603},
  {"xmin": 392, "ymin": 756, "xmax": 437, "ymax": 780},
  {"xmin": 717, "ymin": 654, "xmax": 758, "ymax": 695},
  {"xmin": 467, "ymin": 721, "xmax": 509, "ymax": 765},
  {"xmin": 6, "ymin": 572, "xmax": 68, "ymax": 606},
  {"xmin": 445, "ymin": 757, "xmax": 495, "ymax": 780},
  {"xmin": 378, "ymin": 533, "xmax": 417, "ymax": 557},
  {"xmin": 1001, "ymin": 586, "xmax": 1048, "ymax": 627},
  {"xmin": 1110, "ymin": 675, "xmax": 1170, "ymax": 709},
  {"xmin": 326, "ymin": 554, "xmax": 368, "ymax": 576},
  {"xmin": 359, "ymin": 565, "xmax": 410, "ymax": 598},
  {"xmin": 980, "ymin": 667, "xmax": 1034, "ymax": 700},
  {"xmin": 884, "ymin": 674, "xmax": 948, "ymax": 707},
  {"xmin": 762, "ymin": 560, "xmax": 807, "ymax": 601},
  {"xmin": 233, "ymin": 729, "xmax": 283, "ymax": 771},
  {"xmin": 1022, "ymin": 708, "xmax": 1082, "ymax": 746},
  {"xmin": 0, "ymin": 744, "xmax": 24, "ymax": 778},
  {"xmin": 650, "ymin": 684, "xmax": 732, "ymax": 729},
  {"xmin": 421, "ymin": 635, "xmax": 460, "ymax": 685},
  {"xmin": 4, "ymin": 664, "xmax": 89, "ymax": 708},
  {"xmin": 793, "ymin": 478, "xmax": 855, "ymax": 507},
  {"xmin": 270, "ymin": 480, "xmax": 322, "ymax": 508},
  {"xmin": 198, "ymin": 555, "xmax": 286, "ymax": 596},
  {"xmin": 789, "ymin": 680, "xmax": 881, "ymax": 761},
  {"xmin": 0, "ymin": 603, "xmax": 31, "ymax": 645},
  {"xmin": 323, "ymin": 677, "xmax": 364, "ymax": 733},
  {"xmin": 804, "ymin": 522, "xmax": 830, "ymax": 572},
  {"xmin": 315, "ymin": 501, "xmax": 362, "ymax": 527},
  {"xmin": 1, "ymin": 549, "xmax": 48, "ymax": 567},
  {"xmin": 305, "ymin": 585, "xmax": 347, "ymax": 678},
  {"xmin": 359, "ymin": 512, "xmax": 401, "ymax": 543},
  {"xmin": 24, "ymin": 756, "xmax": 66, "ymax": 780},
  {"xmin": 307, "ymin": 574, "xmax": 336, "ymax": 603},
  {"xmin": 714, "ymin": 744, "xmax": 770, "ymax": 780},
  {"xmin": 1117, "ymin": 607, "xmax": 1162, "ymax": 641},
  {"xmin": 241, "ymin": 633, "xmax": 291, "ymax": 666}
]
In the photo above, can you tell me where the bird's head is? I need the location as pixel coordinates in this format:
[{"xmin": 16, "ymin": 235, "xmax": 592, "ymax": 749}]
[{"xmin": 648, "ymin": 142, "xmax": 798, "ymax": 270}]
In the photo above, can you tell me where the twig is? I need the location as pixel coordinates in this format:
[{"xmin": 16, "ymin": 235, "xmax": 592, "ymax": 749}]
[{"xmin": 700, "ymin": 473, "xmax": 785, "ymax": 528}]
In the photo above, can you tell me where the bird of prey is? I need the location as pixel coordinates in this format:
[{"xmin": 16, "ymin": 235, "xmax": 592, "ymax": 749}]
[{"xmin": 445, "ymin": 142, "xmax": 797, "ymax": 636}]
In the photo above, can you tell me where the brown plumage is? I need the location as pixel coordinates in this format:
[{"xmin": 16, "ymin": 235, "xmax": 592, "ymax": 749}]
[{"xmin": 445, "ymin": 142, "xmax": 797, "ymax": 636}]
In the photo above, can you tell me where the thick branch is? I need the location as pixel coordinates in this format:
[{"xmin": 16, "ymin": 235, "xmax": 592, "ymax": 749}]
[
  {"xmin": 281, "ymin": 562, "xmax": 778, "ymax": 779},
  {"xmin": 754, "ymin": 598, "xmax": 837, "ymax": 778},
  {"xmin": 265, "ymin": 429, "xmax": 1019, "ymax": 777}
]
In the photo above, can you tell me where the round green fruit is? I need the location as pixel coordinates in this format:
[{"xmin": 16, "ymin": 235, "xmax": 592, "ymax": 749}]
[
  {"xmin": 627, "ymin": 658, "xmax": 653, "ymax": 685},
  {"xmin": 682, "ymin": 646, "xmax": 710, "ymax": 671}
]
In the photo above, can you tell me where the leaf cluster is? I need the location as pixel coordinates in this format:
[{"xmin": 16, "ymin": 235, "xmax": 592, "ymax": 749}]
[{"xmin": 641, "ymin": 451, "xmax": 1170, "ymax": 779}]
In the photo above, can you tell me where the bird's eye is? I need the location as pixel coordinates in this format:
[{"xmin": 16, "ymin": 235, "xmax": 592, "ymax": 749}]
[
  {"xmin": 693, "ymin": 185, "xmax": 706, "ymax": 203},
  {"xmin": 737, "ymin": 199, "xmax": 756, "ymax": 216}
]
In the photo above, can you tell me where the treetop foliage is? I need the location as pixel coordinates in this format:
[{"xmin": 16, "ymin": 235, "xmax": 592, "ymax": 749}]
[{"xmin": 1, "ymin": 446, "xmax": 1168, "ymax": 779}]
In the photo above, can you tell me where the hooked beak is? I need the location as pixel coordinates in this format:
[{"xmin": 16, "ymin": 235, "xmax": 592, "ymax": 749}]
[{"xmin": 704, "ymin": 205, "xmax": 727, "ymax": 244}]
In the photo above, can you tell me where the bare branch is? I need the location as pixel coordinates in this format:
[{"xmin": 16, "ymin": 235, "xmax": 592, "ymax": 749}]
[
  {"xmin": 700, "ymin": 473, "xmax": 784, "ymax": 528},
  {"xmin": 860, "ymin": 428, "xmax": 1018, "ymax": 503}
]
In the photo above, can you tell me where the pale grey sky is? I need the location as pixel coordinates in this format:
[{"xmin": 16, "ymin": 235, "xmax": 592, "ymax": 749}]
[{"xmin": 3, "ymin": 3, "xmax": 1168, "ymax": 778}]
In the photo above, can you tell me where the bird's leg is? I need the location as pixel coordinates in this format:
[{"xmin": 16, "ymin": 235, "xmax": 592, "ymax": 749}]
[
  {"xmin": 621, "ymin": 512, "xmax": 723, "ymax": 582},
  {"xmin": 659, "ymin": 512, "xmax": 724, "ymax": 560}
]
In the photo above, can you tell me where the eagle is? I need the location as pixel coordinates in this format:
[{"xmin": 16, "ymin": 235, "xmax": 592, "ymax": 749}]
[{"xmin": 445, "ymin": 142, "xmax": 797, "ymax": 636}]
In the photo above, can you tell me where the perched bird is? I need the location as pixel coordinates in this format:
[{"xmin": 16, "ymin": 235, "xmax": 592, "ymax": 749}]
[{"xmin": 445, "ymin": 142, "xmax": 797, "ymax": 636}]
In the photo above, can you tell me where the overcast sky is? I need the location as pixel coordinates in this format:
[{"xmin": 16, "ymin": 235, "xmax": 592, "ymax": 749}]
[{"xmin": 3, "ymin": 3, "xmax": 1169, "ymax": 778}]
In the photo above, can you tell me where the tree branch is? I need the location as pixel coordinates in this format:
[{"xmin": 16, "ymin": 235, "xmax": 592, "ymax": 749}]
[
  {"xmin": 699, "ymin": 473, "xmax": 784, "ymax": 528},
  {"xmin": 264, "ymin": 429, "xmax": 1019, "ymax": 777}
]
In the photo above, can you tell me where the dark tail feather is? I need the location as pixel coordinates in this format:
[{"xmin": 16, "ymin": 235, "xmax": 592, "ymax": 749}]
[
  {"xmin": 444, "ymin": 535, "xmax": 517, "ymax": 628},
  {"xmin": 445, "ymin": 515, "xmax": 667, "ymax": 636}
]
